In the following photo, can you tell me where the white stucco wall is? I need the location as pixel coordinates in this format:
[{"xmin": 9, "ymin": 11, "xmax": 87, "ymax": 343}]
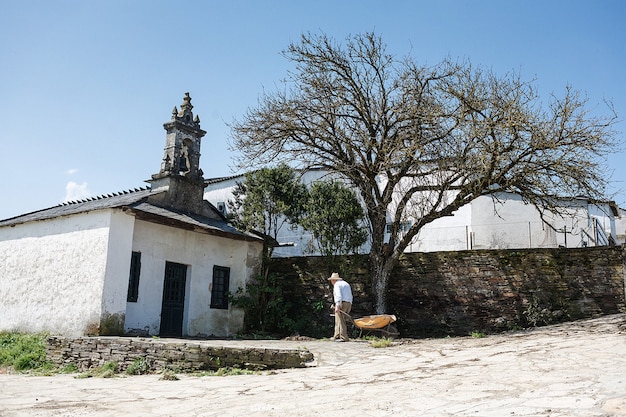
[
  {"xmin": 124, "ymin": 219, "xmax": 262, "ymax": 337},
  {"xmin": 468, "ymin": 194, "xmax": 556, "ymax": 250},
  {"xmin": 205, "ymin": 171, "xmax": 620, "ymax": 254},
  {"xmin": 616, "ymin": 208, "xmax": 626, "ymax": 245},
  {"xmin": 406, "ymin": 203, "xmax": 473, "ymax": 252},
  {"xmin": 415, "ymin": 194, "xmax": 614, "ymax": 251},
  {"xmin": 0, "ymin": 210, "xmax": 116, "ymax": 336},
  {"xmin": 204, "ymin": 176, "xmax": 242, "ymax": 217},
  {"xmin": 587, "ymin": 202, "xmax": 617, "ymax": 245},
  {"xmin": 101, "ymin": 210, "xmax": 136, "ymax": 325}
]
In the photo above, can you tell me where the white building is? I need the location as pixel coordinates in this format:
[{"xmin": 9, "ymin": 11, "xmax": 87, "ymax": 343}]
[
  {"xmin": 0, "ymin": 94, "xmax": 263, "ymax": 337},
  {"xmin": 204, "ymin": 168, "xmax": 621, "ymax": 257},
  {"xmin": 407, "ymin": 192, "xmax": 619, "ymax": 251}
]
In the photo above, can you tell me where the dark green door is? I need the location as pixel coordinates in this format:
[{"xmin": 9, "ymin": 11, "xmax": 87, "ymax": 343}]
[{"xmin": 159, "ymin": 261, "xmax": 187, "ymax": 337}]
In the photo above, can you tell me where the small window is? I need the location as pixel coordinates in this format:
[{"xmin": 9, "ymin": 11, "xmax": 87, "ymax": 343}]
[
  {"xmin": 127, "ymin": 251, "xmax": 141, "ymax": 302},
  {"xmin": 210, "ymin": 266, "xmax": 231, "ymax": 309}
]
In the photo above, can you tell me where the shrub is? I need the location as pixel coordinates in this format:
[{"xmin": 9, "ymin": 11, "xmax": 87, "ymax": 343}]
[
  {"xmin": 0, "ymin": 332, "xmax": 51, "ymax": 372},
  {"xmin": 125, "ymin": 358, "xmax": 150, "ymax": 375}
]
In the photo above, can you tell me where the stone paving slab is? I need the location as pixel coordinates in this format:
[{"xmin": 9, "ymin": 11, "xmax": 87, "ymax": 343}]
[{"xmin": 1, "ymin": 314, "xmax": 626, "ymax": 416}]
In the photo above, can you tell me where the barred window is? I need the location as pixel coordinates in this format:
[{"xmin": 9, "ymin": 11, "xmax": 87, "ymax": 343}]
[
  {"xmin": 127, "ymin": 251, "xmax": 141, "ymax": 302},
  {"xmin": 210, "ymin": 266, "xmax": 231, "ymax": 309}
]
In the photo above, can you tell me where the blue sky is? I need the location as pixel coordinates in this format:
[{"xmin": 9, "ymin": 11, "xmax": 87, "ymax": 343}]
[{"xmin": 1, "ymin": 0, "xmax": 624, "ymax": 220}]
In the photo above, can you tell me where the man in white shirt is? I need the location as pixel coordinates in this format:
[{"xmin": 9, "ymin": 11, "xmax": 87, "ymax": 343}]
[{"xmin": 328, "ymin": 272, "xmax": 353, "ymax": 342}]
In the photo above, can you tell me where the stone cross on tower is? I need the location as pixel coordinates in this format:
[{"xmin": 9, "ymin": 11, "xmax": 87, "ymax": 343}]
[{"xmin": 148, "ymin": 93, "xmax": 209, "ymax": 215}]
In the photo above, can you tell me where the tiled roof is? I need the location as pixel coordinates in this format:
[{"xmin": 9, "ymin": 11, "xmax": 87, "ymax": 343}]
[
  {"xmin": 204, "ymin": 174, "xmax": 243, "ymax": 185},
  {"xmin": 0, "ymin": 187, "xmax": 261, "ymax": 242},
  {"xmin": 0, "ymin": 188, "xmax": 155, "ymax": 227},
  {"xmin": 130, "ymin": 202, "xmax": 259, "ymax": 241}
]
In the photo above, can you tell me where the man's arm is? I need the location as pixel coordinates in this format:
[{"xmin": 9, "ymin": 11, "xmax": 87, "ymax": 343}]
[{"xmin": 334, "ymin": 284, "xmax": 342, "ymax": 312}]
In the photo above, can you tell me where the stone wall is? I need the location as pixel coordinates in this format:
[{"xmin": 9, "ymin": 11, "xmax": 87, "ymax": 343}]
[
  {"xmin": 46, "ymin": 336, "xmax": 314, "ymax": 372},
  {"xmin": 271, "ymin": 246, "xmax": 626, "ymax": 337}
]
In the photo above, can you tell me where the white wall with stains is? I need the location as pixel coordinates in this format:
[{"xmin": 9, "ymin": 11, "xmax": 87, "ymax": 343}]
[
  {"xmin": 124, "ymin": 218, "xmax": 262, "ymax": 337},
  {"xmin": 0, "ymin": 210, "xmax": 114, "ymax": 335}
]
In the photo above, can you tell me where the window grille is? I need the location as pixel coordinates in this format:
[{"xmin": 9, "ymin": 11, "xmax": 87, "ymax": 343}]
[
  {"xmin": 386, "ymin": 221, "xmax": 412, "ymax": 234},
  {"xmin": 210, "ymin": 266, "xmax": 231, "ymax": 309},
  {"xmin": 127, "ymin": 251, "xmax": 141, "ymax": 302}
]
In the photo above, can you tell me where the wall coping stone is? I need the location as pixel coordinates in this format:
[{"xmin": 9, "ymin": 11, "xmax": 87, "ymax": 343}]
[{"xmin": 46, "ymin": 336, "xmax": 314, "ymax": 372}]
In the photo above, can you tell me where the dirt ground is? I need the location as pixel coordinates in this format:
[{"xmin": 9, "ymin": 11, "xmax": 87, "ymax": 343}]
[{"xmin": 2, "ymin": 314, "xmax": 626, "ymax": 417}]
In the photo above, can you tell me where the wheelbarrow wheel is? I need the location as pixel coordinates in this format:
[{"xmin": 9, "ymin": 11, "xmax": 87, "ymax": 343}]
[{"xmin": 386, "ymin": 325, "xmax": 399, "ymax": 339}]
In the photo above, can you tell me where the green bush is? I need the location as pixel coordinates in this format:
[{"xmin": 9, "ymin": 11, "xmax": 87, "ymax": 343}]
[
  {"xmin": 77, "ymin": 361, "xmax": 118, "ymax": 379},
  {"xmin": 0, "ymin": 332, "xmax": 51, "ymax": 372},
  {"xmin": 125, "ymin": 358, "xmax": 149, "ymax": 375},
  {"xmin": 229, "ymin": 274, "xmax": 330, "ymax": 338}
]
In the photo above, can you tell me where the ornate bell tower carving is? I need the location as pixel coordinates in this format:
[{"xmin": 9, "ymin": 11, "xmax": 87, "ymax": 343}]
[
  {"xmin": 148, "ymin": 93, "xmax": 209, "ymax": 215},
  {"xmin": 154, "ymin": 92, "xmax": 206, "ymax": 182}
]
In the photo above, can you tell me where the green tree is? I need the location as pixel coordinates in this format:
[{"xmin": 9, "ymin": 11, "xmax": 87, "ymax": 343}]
[
  {"xmin": 230, "ymin": 32, "xmax": 619, "ymax": 313},
  {"xmin": 228, "ymin": 163, "xmax": 307, "ymax": 262},
  {"xmin": 300, "ymin": 179, "xmax": 368, "ymax": 266},
  {"xmin": 227, "ymin": 164, "xmax": 307, "ymax": 333}
]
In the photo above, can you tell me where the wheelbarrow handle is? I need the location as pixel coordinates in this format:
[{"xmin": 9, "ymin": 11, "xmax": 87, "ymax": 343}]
[{"xmin": 336, "ymin": 309, "xmax": 355, "ymax": 322}]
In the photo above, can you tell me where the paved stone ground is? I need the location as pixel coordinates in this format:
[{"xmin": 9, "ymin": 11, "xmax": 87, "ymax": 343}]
[{"xmin": 1, "ymin": 314, "xmax": 626, "ymax": 417}]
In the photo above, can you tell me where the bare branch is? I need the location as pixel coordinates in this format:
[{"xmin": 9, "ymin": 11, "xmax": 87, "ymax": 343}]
[{"xmin": 229, "ymin": 32, "xmax": 621, "ymax": 313}]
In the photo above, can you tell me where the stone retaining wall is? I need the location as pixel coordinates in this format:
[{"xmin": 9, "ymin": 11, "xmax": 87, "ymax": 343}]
[
  {"xmin": 271, "ymin": 246, "xmax": 626, "ymax": 337},
  {"xmin": 46, "ymin": 336, "xmax": 314, "ymax": 372}
]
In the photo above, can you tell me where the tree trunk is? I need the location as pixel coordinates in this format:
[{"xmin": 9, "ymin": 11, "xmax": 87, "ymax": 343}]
[{"xmin": 369, "ymin": 251, "xmax": 396, "ymax": 314}]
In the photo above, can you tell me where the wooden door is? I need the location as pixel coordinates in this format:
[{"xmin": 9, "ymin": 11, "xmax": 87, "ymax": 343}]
[{"xmin": 159, "ymin": 261, "xmax": 187, "ymax": 337}]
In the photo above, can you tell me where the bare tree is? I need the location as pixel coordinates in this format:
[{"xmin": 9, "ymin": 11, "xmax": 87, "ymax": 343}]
[{"xmin": 230, "ymin": 32, "xmax": 620, "ymax": 313}]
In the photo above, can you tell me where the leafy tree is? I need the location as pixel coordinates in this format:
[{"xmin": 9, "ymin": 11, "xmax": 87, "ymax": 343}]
[
  {"xmin": 228, "ymin": 163, "xmax": 307, "ymax": 261},
  {"xmin": 227, "ymin": 164, "xmax": 307, "ymax": 333},
  {"xmin": 300, "ymin": 179, "xmax": 368, "ymax": 266},
  {"xmin": 230, "ymin": 32, "xmax": 619, "ymax": 313}
]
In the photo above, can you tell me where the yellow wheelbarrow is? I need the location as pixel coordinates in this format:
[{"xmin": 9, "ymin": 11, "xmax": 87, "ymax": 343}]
[{"xmin": 338, "ymin": 310, "xmax": 399, "ymax": 339}]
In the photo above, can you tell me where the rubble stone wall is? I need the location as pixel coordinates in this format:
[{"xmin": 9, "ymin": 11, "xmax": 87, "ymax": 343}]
[
  {"xmin": 271, "ymin": 246, "xmax": 626, "ymax": 337},
  {"xmin": 46, "ymin": 336, "xmax": 313, "ymax": 372}
]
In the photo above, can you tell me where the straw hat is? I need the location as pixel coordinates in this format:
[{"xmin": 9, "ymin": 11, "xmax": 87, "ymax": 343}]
[{"xmin": 328, "ymin": 272, "xmax": 342, "ymax": 281}]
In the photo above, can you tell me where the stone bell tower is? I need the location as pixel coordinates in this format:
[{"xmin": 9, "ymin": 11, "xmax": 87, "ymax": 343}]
[{"xmin": 147, "ymin": 93, "xmax": 208, "ymax": 214}]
